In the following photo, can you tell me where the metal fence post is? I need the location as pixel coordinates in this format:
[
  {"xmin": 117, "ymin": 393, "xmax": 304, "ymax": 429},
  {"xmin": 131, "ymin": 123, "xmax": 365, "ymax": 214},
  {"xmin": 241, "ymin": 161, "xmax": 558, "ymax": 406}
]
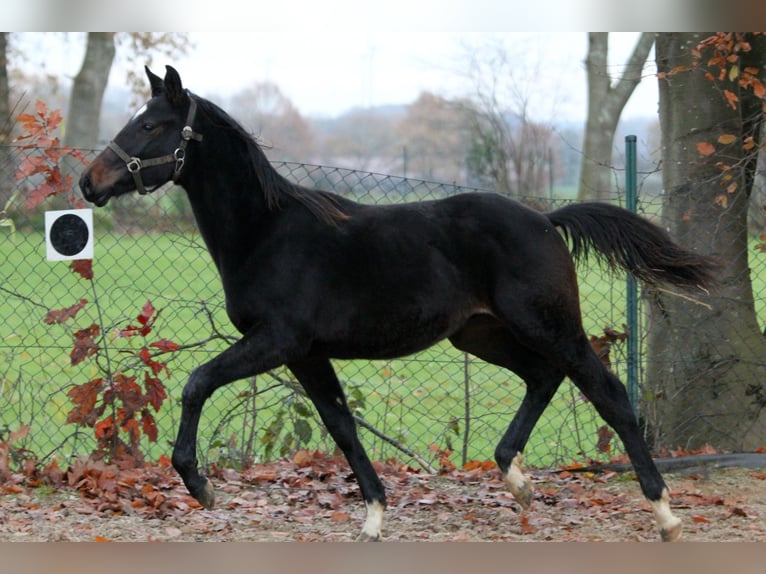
[{"xmin": 625, "ymin": 135, "xmax": 639, "ymax": 419}]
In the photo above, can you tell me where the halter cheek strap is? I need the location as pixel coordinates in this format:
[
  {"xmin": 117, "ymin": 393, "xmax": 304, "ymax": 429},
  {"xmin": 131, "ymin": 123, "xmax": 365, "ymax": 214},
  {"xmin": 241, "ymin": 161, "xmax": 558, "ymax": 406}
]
[{"xmin": 108, "ymin": 94, "xmax": 203, "ymax": 195}]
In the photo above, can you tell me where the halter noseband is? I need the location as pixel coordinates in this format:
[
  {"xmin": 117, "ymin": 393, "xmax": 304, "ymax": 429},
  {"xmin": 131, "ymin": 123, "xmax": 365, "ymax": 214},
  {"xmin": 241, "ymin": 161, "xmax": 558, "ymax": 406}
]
[{"xmin": 107, "ymin": 94, "xmax": 203, "ymax": 195}]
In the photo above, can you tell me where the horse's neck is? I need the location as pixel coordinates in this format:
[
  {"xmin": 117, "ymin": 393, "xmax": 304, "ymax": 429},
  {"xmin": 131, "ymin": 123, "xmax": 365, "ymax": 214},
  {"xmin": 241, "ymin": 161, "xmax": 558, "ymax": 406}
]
[{"xmin": 184, "ymin": 172, "xmax": 271, "ymax": 270}]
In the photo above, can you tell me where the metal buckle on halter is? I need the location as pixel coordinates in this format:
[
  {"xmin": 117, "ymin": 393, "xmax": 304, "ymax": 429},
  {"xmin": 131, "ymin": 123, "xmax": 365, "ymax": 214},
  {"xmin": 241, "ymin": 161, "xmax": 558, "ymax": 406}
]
[
  {"xmin": 181, "ymin": 126, "xmax": 194, "ymax": 141},
  {"xmin": 126, "ymin": 157, "xmax": 143, "ymax": 173},
  {"xmin": 173, "ymin": 148, "xmax": 186, "ymax": 174}
]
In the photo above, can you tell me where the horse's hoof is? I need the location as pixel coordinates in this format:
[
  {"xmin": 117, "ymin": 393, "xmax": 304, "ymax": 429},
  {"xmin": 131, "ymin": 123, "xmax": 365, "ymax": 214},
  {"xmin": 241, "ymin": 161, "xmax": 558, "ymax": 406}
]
[
  {"xmin": 651, "ymin": 489, "xmax": 682, "ymax": 542},
  {"xmin": 513, "ymin": 480, "xmax": 534, "ymax": 510},
  {"xmin": 505, "ymin": 454, "xmax": 533, "ymax": 509},
  {"xmin": 660, "ymin": 521, "xmax": 683, "ymax": 542},
  {"xmin": 196, "ymin": 478, "xmax": 216, "ymax": 509},
  {"xmin": 356, "ymin": 531, "xmax": 381, "ymax": 542}
]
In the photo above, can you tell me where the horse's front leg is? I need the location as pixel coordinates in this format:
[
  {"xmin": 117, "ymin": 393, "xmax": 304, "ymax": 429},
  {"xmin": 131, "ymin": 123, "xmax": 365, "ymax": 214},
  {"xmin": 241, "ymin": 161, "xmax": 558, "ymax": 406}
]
[
  {"xmin": 287, "ymin": 358, "xmax": 387, "ymax": 541},
  {"xmin": 172, "ymin": 327, "xmax": 301, "ymax": 509},
  {"xmin": 171, "ymin": 363, "xmax": 219, "ymax": 509}
]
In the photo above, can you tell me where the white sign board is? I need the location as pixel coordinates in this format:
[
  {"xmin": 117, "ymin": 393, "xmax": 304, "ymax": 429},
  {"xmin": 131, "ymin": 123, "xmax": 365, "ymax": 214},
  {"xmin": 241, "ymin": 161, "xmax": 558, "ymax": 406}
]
[{"xmin": 45, "ymin": 209, "xmax": 94, "ymax": 261}]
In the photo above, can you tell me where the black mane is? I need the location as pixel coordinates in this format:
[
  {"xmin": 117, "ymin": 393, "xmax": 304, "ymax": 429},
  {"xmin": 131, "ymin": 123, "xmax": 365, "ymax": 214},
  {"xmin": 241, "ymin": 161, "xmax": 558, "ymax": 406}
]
[{"xmin": 193, "ymin": 93, "xmax": 347, "ymax": 225}]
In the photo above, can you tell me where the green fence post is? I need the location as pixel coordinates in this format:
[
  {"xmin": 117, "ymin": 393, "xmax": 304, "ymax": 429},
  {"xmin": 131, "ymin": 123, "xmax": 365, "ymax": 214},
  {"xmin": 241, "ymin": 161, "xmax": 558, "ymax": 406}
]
[{"xmin": 625, "ymin": 135, "xmax": 639, "ymax": 419}]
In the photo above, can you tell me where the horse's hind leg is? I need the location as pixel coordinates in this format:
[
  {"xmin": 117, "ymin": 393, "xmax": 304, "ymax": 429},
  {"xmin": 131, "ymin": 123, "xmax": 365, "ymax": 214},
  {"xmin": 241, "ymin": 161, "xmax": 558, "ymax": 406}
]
[
  {"xmin": 489, "ymin": 282, "xmax": 682, "ymax": 541},
  {"xmin": 450, "ymin": 316, "xmax": 564, "ymax": 509},
  {"xmin": 564, "ymin": 349, "xmax": 682, "ymax": 541},
  {"xmin": 287, "ymin": 357, "xmax": 386, "ymax": 541}
]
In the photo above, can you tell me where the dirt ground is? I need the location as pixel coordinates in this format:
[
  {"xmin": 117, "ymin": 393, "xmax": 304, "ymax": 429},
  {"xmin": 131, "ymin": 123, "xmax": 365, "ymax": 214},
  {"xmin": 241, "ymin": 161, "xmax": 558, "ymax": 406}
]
[{"xmin": 1, "ymin": 453, "xmax": 764, "ymax": 542}]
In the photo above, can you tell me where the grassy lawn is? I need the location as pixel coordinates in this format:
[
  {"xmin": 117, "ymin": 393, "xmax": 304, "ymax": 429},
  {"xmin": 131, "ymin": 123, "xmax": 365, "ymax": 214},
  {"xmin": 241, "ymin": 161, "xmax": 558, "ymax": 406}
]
[{"xmin": 7, "ymin": 220, "xmax": 747, "ymax": 472}]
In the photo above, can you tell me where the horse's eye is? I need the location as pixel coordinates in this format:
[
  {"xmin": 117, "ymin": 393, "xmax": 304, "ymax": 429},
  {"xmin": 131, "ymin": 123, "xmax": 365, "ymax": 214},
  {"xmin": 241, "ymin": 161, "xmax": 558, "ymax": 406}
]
[{"xmin": 142, "ymin": 123, "xmax": 155, "ymax": 132}]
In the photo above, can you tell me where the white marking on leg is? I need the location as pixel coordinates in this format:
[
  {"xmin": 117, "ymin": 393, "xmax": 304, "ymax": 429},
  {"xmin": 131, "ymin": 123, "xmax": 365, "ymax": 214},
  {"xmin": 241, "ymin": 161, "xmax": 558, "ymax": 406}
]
[
  {"xmin": 650, "ymin": 488, "xmax": 682, "ymax": 542},
  {"xmin": 504, "ymin": 453, "xmax": 533, "ymax": 509},
  {"xmin": 358, "ymin": 500, "xmax": 384, "ymax": 541}
]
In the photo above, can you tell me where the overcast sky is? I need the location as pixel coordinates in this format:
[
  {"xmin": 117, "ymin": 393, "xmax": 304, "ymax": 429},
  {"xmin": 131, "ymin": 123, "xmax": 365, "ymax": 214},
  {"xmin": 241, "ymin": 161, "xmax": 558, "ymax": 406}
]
[{"xmin": 17, "ymin": 31, "xmax": 659, "ymax": 123}]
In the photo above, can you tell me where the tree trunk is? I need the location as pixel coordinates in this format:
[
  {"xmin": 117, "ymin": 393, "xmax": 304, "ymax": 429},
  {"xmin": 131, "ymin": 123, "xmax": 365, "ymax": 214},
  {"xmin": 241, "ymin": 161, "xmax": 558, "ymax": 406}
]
[
  {"xmin": 645, "ymin": 33, "xmax": 766, "ymax": 451},
  {"xmin": 64, "ymin": 32, "xmax": 116, "ymax": 148},
  {"xmin": 578, "ymin": 32, "xmax": 654, "ymax": 201},
  {"xmin": 0, "ymin": 33, "xmax": 9, "ymax": 138},
  {"xmin": 0, "ymin": 32, "xmax": 14, "ymax": 207},
  {"xmin": 59, "ymin": 33, "xmax": 116, "ymax": 207}
]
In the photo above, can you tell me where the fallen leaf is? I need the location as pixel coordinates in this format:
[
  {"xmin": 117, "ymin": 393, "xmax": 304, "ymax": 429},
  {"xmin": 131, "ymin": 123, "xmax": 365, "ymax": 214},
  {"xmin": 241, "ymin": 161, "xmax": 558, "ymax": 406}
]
[
  {"xmin": 293, "ymin": 449, "xmax": 314, "ymax": 468},
  {"xmin": 520, "ymin": 511, "xmax": 537, "ymax": 534},
  {"xmin": 596, "ymin": 425, "xmax": 614, "ymax": 453},
  {"xmin": 330, "ymin": 511, "xmax": 350, "ymax": 523}
]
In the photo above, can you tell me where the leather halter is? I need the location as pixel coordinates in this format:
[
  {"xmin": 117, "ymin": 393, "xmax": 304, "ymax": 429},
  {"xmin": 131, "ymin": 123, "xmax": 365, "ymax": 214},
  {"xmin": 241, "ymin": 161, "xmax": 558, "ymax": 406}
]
[{"xmin": 107, "ymin": 93, "xmax": 203, "ymax": 195}]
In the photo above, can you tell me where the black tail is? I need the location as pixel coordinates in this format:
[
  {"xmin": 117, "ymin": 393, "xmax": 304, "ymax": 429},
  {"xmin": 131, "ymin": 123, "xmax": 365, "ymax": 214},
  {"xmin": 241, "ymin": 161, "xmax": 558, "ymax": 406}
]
[{"xmin": 546, "ymin": 202, "xmax": 718, "ymax": 289}]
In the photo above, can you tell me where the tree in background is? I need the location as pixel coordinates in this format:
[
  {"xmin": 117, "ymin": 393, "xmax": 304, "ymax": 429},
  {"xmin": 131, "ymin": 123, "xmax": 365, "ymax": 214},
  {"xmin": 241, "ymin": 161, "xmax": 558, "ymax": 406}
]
[
  {"xmin": 0, "ymin": 33, "xmax": 191, "ymax": 210},
  {"xmin": 645, "ymin": 32, "xmax": 766, "ymax": 451},
  {"xmin": 0, "ymin": 33, "xmax": 12, "ymax": 208},
  {"xmin": 63, "ymin": 33, "xmax": 116, "ymax": 150},
  {"xmin": 64, "ymin": 32, "xmax": 192, "ymax": 149},
  {"xmin": 577, "ymin": 32, "xmax": 654, "ymax": 201},
  {"xmin": 0, "ymin": 33, "xmax": 9, "ymax": 140},
  {"xmin": 57, "ymin": 33, "xmax": 191, "ymax": 222},
  {"xmin": 228, "ymin": 81, "xmax": 314, "ymax": 162},
  {"xmin": 457, "ymin": 40, "xmax": 557, "ymax": 201},
  {"xmin": 311, "ymin": 107, "xmax": 401, "ymax": 173},
  {"xmin": 395, "ymin": 91, "xmax": 473, "ymax": 183}
]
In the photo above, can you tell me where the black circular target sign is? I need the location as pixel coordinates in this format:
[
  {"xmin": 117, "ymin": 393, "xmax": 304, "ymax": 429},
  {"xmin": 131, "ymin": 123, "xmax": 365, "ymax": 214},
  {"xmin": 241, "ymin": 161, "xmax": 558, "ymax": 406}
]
[
  {"xmin": 50, "ymin": 214, "xmax": 89, "ymax": 255},
  {"xmin": 45, "ymin": 209, "xmax": 94, "ymax": 261}
]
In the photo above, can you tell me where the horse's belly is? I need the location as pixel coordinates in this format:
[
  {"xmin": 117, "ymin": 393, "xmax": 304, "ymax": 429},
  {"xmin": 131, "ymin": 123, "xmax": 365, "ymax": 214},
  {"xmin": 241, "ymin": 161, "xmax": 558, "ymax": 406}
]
[{"xmin": 314, "ymin": 305, "xmax": 481, "ymax": 360}]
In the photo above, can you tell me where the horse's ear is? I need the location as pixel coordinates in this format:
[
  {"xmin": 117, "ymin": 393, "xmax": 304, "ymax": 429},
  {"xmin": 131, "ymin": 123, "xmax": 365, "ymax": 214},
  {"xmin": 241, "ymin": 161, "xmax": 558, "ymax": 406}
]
[
  {"xmin": 145, "ymin": 66, "xmax": 164, "ymax": 97},
  {"xmin": 163, "ymin": 65, "xmax": 188, "ymax": 107}
]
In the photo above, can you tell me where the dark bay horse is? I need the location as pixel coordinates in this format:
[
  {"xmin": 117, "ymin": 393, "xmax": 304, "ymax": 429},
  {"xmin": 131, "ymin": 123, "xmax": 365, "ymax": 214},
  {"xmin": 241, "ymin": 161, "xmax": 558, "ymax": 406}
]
[{"xmin": 80, "ymin": 66, "xmax": 717, "ymax": 541}]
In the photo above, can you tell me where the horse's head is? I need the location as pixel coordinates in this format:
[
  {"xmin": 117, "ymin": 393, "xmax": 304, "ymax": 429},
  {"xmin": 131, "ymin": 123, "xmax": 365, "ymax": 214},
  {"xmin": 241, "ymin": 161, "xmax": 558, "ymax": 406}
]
[{"xmin": 79, "ymin": 65, "xmax": 203, "ymax": 207}]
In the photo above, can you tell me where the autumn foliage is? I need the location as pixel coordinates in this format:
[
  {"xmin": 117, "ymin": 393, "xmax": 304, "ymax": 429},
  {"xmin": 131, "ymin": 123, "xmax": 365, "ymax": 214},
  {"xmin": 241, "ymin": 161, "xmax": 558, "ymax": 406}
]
[
  {"xmin": 15, "ymin": 100, "xmax": 179, "ymax": 466},
  {"xmin": 53, "ymin": 285, "xmax": 177, "ymax": 463},
  {"xmin": 13, "ymin": 100, "xmax": 88, "ymax": 209},
  {"xmin": 56, "ymin": 296, "xmax": 177, "ymax": 466},
  {"xmin": 659, "ymin": 33, "xmax": 766, "ymax": 213}
]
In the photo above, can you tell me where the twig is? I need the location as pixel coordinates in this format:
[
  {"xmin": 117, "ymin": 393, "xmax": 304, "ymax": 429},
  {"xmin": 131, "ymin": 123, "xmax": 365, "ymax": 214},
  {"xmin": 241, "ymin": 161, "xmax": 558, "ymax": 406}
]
[
  {"xmin": 652, "ymin": 286, "xmax": 713, "ymax": 310},
  {"xmin": 0, "ymin": 285, "xmax": 50, "ymax": 310},
  {"xmin": 353, "ymin": 415, "xmax": 436, "ymax": 474},
  {"xmin": 264, "ymin": 371, "xmax": 437, "ymax": 473}
]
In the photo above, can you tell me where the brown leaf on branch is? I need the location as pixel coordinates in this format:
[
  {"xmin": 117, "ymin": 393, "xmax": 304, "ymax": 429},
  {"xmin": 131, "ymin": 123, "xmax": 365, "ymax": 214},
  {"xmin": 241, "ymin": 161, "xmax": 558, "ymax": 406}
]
[
  {"xmin": 724, "ymin": 89, "xmax": 739, "ymax": 109},
  {"xmin": 70, "ymin": 259, "xmax": 93, "ymax": 280},
  {"xmin": 66, "ymin": 378, "xmax": 106, "ymax": 426},
  {"xmin": 150, "ymin": 338, "xmax": 180, "ymax": 352},
  {"xmin": 70, "ymin": 324, "xmax": 100, "ymax": 365},
  {"xmin": 119, "ymin": 301, "xmax": 158, "ymax": 338},
  {"xmin": 44, "ymin": 299, "xmax": 88, "ymax": 324},
  {"xmin": 696, "ymin": 141, "xmax": 716, "ymax": 156},
  {"xmin": 143, "ymin": 373, "xmax": 167, "ymax": 412}
]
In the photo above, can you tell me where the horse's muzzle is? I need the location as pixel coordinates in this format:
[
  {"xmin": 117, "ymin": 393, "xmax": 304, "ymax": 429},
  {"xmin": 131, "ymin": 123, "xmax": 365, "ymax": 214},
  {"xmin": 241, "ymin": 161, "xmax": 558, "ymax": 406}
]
[{"xmin": 79, "ymin": 172, "xmax": 110, "ymax": 207}]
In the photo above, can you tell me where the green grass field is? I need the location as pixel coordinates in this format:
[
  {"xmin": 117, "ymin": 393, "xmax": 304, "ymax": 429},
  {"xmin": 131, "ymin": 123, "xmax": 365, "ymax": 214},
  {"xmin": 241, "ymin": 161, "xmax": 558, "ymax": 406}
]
[{"xmin": 4, "ymin": 225, "xmax": 765, "ymax": 472}]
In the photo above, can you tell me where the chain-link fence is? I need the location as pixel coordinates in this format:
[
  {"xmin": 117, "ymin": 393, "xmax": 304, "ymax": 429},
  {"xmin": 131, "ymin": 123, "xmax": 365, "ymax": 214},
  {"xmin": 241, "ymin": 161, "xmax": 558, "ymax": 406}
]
[{"xmin": 2, "ymin": 144, "xmax": 765, "ymax": 475}]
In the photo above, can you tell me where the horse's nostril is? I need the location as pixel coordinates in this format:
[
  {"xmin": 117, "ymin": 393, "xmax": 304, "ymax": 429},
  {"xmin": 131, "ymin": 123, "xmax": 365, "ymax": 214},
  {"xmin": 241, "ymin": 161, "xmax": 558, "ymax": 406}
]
[{"xmin": 79, "ymin": 172, "xmax": 92, "ymax": 197}]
